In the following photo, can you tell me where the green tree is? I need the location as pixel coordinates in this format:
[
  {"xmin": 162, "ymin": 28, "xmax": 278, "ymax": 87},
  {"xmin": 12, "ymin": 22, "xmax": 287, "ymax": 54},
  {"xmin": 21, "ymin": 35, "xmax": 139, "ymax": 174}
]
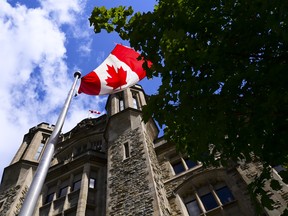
[{"xmin": 89, "ymin": 0, "xmax": 288, "ymax": 212}]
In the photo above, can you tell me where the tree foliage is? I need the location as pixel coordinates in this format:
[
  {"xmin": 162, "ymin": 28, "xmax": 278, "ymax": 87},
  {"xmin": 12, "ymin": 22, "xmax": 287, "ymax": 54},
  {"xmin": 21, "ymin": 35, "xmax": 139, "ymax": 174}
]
[{"xmin": 89, "ymin": 0, "xmax": 288, "ymax": 211}]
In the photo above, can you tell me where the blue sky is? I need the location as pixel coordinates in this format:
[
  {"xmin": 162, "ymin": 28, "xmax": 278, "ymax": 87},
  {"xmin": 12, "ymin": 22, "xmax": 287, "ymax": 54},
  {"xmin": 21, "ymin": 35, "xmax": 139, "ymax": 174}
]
[{"xmin": 0, "ymin": 0, "xmax": 159, "ymax": 180}]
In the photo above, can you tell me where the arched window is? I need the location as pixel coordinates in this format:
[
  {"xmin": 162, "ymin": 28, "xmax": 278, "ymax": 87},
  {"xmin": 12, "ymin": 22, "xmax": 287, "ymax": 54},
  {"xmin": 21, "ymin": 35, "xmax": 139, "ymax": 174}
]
[
  {"xmin": 115, "ymin": 92, "xmax": 125, "ymax": 112},
  {"xmin": 175, "ymin": 171, "xmax": 237, "ymax": 216},
  {"xmin": 131, "ymin": 91, "xmax": 140, "ymax": 109},
  {"xmin": 181, "ymin": 182, "xmax": 235, "ymax": 215}
]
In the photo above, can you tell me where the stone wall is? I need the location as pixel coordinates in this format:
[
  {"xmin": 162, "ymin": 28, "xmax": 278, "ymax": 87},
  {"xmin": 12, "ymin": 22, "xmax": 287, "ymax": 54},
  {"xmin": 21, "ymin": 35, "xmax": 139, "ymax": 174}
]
[
  {"xmin": 0, "ymin": 184, "xmax": 28, "ymax": 216},
  {"xmin": 107, "ymin": 128, "xmax": 154, "ymax": 216},
  {"xmin": 237, "ymin": 162, "xmax": 288, "ymax": 215},
  {"xmin": 144, "ymin": 131, "xmax": 171, "ymax": 216},
  {"xmin": 0, "ymin": 185, "xmax": 20, "ymax": 216}
]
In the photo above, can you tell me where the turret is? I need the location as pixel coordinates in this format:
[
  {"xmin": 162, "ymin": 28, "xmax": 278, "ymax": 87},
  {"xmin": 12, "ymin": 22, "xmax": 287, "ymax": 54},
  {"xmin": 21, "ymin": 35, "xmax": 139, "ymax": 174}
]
[{"xmin": 104, "ymin": 85, "xmax": 170, "ymax": 215}]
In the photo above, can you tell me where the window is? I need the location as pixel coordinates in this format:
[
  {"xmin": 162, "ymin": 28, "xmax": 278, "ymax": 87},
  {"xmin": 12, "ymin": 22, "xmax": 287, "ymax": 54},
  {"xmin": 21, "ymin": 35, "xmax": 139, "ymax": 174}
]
[
  {"xmin": 183, "ymin": 183, "xmax": 234, "ymax": 215},
  {"xmin": 65, "ymin": 209, "xmax": 77, "ymax": 216},
  {"xmin": 119, "ymin": 97, "xmax": 124, "ymax": 111},
  {"xmin": 75, "ymin": 146, "xmax": 81, "ymax": 156},
  {"xmin": 132, "ymin": 94, "xmax": 139, "ymax": 109},
  {"xmin": 89, "ymin": 170, "xmax": 97, "ymax": 189},
  {"xmin": 89, "ymin": 178, "xmax": 96, "ymax": 189},
  {"xmin": 45, "ymin": 192, "xmax": 54, "ymax": 203},
  {"xmin": 58, "ymin": 186, "xmax": 68, "ymax": 198},
  {"xmin": 184, "ymin": 158, "xmax": 198, "ymax": 169},
  {"xmin": 41, "ymin": 134, "xmax": 49, "ymax": 143},
  {"xmin": 91, "ymin": 140, "xmax": 102, "ymax": 151},
  {"xmin": 34, "ymin": 143, "xmax": 45, "ymax": 160},
  {"xmin": 186, "ymin": 199, "xmax": 201, "ymax": 216},
  {"xmin": 172, "ymin": 161, "xmax": 185, "ymax": 174},
  {"xmin": 123, "ymin": 142, "xmax": 130, "ymax": 159},
  {"xmin": 215, "ymin": 186, "xmax": 234, "ymax": 205},
  {"xmin": 86, "ymin": 208, "xmax": 95, "ymax": 216},
  {"xmin": 83, "ymin": 144, "xmax": 87, "ymax": 151},
  {"xmin": 171, "ymin": 157, "xmax": 198, "ymax": 175},
  {"xmin": 200, "ymin": 192, "xmax": 218, "ymax": 211},
  {"xmin": 72, "ymin": 180, "xmax": 81, "ymax": 191},
  {"xmin": 45, "ymin": 185, "xmax": 56, "ymax": 204}
]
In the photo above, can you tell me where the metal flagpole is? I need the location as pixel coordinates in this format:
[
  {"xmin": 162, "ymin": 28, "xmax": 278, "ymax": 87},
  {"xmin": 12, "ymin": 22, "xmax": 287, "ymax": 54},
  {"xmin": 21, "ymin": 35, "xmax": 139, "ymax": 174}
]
[{"xmin": 19, "ymin": 71, "xmax": 81, "ymax": 216}]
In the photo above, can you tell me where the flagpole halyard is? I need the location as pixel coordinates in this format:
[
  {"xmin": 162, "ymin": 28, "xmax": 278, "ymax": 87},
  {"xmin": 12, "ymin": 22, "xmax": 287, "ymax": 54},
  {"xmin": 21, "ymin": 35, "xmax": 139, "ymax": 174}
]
[{"xmin": 19, "ymin": 71, "xmax": 81, "ymax": 216}]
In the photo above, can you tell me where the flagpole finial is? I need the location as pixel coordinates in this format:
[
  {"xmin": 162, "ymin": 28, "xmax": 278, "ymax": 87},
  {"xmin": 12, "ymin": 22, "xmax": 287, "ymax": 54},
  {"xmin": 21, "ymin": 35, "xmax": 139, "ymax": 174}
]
[{"xmin": 74, "ymin": 71, "xmax": 81, "ymax": 79}]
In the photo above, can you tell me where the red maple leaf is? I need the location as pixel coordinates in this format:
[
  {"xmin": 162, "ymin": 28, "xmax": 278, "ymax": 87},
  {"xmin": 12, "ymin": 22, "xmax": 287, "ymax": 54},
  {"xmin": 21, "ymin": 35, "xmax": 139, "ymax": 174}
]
[{"xmin": 105, "ymin": 64, "xmax": 127, "ymax": 89}]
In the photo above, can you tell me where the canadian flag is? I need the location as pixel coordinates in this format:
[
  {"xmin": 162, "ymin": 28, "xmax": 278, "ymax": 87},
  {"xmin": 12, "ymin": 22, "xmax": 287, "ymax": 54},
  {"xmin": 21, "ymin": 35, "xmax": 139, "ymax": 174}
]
[
  {"xmin": 78, "ymin": 44, "xmax": 151, "ymax": 95},
  {"xmin": 89, "ymin": 110, "xmax": 101, "ymax": 114}
]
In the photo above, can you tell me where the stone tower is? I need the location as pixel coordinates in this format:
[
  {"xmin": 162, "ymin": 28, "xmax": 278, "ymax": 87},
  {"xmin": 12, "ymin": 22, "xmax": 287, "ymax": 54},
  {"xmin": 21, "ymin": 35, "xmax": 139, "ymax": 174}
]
[
  {"xmin": 0, "ymin": 123, "xmax": 53, "ymax": 215},
  {"xmin": 104, "ymin": 84, "xmax": 171, "ymax": 215}
]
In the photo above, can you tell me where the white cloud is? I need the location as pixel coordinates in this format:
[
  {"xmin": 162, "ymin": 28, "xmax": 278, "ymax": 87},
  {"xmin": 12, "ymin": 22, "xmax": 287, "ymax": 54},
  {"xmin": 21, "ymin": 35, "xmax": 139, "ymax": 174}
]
[
  {"xmin": 39, "ymin": 0, "xmax": 83, "ymax": 25},
  {"xmin": 0, "ymin": 0, "xmax": 105, "ymax": 180},
  {"xmin": 78, "ymin": 38, "xmax": 93, "ymax": 56}
]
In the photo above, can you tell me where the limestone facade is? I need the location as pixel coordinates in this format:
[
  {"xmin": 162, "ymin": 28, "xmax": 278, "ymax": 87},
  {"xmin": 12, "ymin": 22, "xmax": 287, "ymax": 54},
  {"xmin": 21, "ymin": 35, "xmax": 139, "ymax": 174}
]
[{"xmin": 0, "ymin": 85, "xmax": 287, "ymax": 216}]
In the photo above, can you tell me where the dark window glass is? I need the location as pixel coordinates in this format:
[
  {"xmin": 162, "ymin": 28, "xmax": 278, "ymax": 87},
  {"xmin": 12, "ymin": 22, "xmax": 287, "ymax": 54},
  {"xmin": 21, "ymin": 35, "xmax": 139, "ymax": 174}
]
[
  {"xmin": 185, "ymin": 158, "xmax": 198, "ymax": 169},
  {"xmin": 216, "ymin": 186, "xmax": 234, "ymax": 204},
  {"xmin": 72, "ymin": 180, "xmax": 81, "ymax": 191},
  {"xmin": 34, "ymin": 143, "xmax": 45, "ymax": 160},
  {"xmin": 200, "ymin": 192, "xmax": 218, "ymax": 211},
  {"xmin": 41, "ymin": 134, "xmax": 49, "ymax": 143},
  {"xmin": 58, "ymin": 186, "xmax": 68, "ymax": 197},
  {"xmin": 186, "ymin": 199, "xmax": 201, "ymax": 216},
  {"xmin": 89, "ymin": 178, "xmax": 96, "ymax": 189},
  {"xmin": 92, "ymin": 140, "xmax": 102, "ymax": 151},
  {"xmin": 124, "ymin": 142, "xmax": 130, "ymax": 159},
  {"xmin": 75, "ymin": 147, "xmax": 81, "ymax": 156},
  {"xmin": 83, "ymin": 144, "xmax": 87, "ymax": 150},
  {"xmin": 45, "ymin": 192, "xmax": 54, "ymax": 203},
  {"xmin": 172, "ymin": 161, "xmax": 185, "ymax": 174},
  {"xmin": 65, "ymin": 210, "xmax": 77, "ymax": 216}
]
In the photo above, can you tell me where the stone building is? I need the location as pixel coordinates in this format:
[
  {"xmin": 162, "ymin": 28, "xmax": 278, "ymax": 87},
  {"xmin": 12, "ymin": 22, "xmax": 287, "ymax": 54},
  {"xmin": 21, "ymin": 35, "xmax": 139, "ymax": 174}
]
[{"xmin": 0, "ymin": 85, "xmax": 287, "ymax": 216}]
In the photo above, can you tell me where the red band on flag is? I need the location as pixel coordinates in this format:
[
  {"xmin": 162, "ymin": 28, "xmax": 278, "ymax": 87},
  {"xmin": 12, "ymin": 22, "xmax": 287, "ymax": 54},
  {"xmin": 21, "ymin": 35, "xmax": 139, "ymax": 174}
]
[
  {"xmin": 111, "ymin": 45, "xmax": 150, "ymax": 80},
  {"xmin": 78, "ymin": 70, "xmax": 101, "ymax": 95}
]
